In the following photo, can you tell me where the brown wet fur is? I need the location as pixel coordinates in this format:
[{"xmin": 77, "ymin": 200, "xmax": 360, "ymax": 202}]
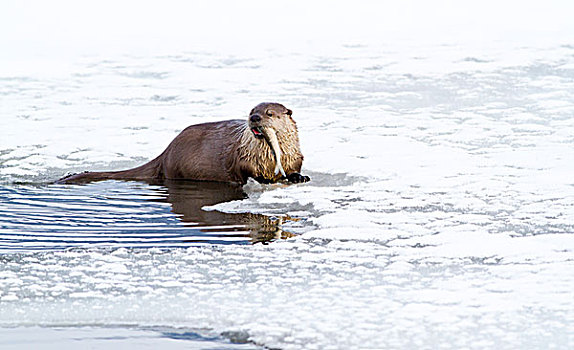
[{"xmin": 57, "ymin": 103, "xmax": 306, "ymax": 185}]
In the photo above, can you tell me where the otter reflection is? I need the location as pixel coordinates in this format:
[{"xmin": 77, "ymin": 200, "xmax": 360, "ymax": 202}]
[{"xmin": 148, "ymin": 180, "xmax": 294, "ymax": 244}]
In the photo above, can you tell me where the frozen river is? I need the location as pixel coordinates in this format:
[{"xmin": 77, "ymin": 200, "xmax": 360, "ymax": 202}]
[{"xmin": 2, "ymin": 1, "xmax": 574, "ymax": 349}]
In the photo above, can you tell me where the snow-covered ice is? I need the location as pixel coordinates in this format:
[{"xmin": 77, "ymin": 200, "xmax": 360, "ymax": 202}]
[{"xmin": 1, "ymin": 1, "xmax": 574, "ymax": 349}]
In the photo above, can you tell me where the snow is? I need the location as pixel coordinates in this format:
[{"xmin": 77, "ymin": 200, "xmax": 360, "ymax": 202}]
[{"xmin": 1, "ymin": 0, "xmax": 574, "ymax": 349}]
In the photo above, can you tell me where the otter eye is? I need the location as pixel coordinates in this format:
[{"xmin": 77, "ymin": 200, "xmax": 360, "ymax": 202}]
[
  {"xmin": 286, "ymin": 109, "xmax": 292, "ymax": 116},
  {"xmin": 266, "ymin": 110, "xmax": 273, "ymax": 117}
]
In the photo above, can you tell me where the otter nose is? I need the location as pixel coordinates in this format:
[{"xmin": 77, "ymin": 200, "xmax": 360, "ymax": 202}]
[{"xmin": 250, "ymin": 114, "xmax": 261, "ymax": 123}]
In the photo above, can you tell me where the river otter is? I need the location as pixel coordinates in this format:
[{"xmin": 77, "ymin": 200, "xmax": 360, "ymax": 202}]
[{"xmin": 57, "ymin": 102, "xmax": 310, "ymax": 185}]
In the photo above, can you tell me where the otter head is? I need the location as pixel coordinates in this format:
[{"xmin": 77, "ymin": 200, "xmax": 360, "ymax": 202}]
[
  {"xmin": 248, "ymin": 102, "xmax": 294, "ymax": 140},
  {"xmin": 247, "ymin": 102, "xmax": 296, "ymax": 179}
]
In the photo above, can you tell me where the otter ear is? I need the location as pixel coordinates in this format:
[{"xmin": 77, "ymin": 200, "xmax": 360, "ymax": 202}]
[{"xmin": 286, "ymin": 109, "xmax": 292, "ymax": 116}]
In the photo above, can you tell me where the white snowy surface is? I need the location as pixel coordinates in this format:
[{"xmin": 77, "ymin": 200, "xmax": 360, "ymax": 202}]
[{"xmin": 2, "ymin": 1, "xmax": 574, "ymax": 349}]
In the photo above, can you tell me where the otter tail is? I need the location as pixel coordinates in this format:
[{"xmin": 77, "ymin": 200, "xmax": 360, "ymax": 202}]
[{"xmin": 56, "ymin": 156, "xmax": 163, "ymax": 184}]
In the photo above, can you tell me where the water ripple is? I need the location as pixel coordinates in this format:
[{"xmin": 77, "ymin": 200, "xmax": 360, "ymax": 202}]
[{"xmin": 0, "ymin": 181, "xmax": 292, "ymax": 252}]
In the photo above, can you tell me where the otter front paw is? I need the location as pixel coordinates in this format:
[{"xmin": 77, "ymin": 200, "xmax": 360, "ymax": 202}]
[{"xmin": 287, "ymin": 173, "xmax": 310, "ymax": 183}]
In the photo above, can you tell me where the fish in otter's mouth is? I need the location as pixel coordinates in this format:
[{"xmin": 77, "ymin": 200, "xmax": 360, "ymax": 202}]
[{"xmin": 250, "ymin": 125, "xmax": 287, "ymax": 178}]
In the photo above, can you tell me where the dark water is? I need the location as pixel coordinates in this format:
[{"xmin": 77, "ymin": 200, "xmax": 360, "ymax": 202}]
[
  {"xmin": 0, "ymin": 326, "xmax": 259, "ymax": 350},
  {"xmin": 0, "ymin": 180, "xmax": 290, "ymax": 252}
]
